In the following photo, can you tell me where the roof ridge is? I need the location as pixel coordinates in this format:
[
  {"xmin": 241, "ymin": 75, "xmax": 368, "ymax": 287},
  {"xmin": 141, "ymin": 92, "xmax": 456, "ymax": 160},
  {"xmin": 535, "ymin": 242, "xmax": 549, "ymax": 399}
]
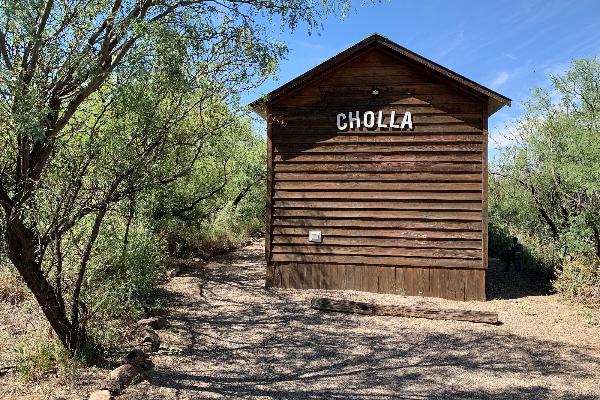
[{"xmin": 250, "ymin": 33, "xmax": 511, "ymax": 117}]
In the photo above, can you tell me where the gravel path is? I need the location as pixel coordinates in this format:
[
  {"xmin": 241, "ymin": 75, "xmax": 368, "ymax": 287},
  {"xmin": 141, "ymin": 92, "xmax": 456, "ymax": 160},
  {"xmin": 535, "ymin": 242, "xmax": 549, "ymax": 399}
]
[{"xmin": 119, "ymin": 240, "xmax": 600, "ymax": 400}]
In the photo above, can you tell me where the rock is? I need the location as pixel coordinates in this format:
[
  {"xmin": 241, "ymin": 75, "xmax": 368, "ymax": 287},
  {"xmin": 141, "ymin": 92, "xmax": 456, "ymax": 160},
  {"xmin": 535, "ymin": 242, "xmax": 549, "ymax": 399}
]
[
  {"xmin": 166, "ymin": 266, "xmax": 181, "ymax": 278},
  {"xmin": 141, "ymin": 298, "xmax": 155, "ymax": 317},
  {"xmin": 88, "ymin": 389, "xmax": 113, "ymax": 400},
  {"xmin": 106, "ymin": 364, "xmax": 139, "ymax": 394},
  {"xmin": 124, "ymin": 348, "xmax": 154, "ymax": 371},
  {"xmin": 141, "ymin": 327, "xmax": 161, "ymax": 352},
  {"xmin": 137, "ymin": 316, "xmax": 167, "ymax": 330}
]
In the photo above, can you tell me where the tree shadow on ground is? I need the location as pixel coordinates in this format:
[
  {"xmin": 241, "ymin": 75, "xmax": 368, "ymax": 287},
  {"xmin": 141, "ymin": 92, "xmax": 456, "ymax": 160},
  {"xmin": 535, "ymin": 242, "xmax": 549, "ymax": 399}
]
[
  {"xmin": 486, "ymin": 257, "xmax": 554, "ymax": 300},
  {"xmin": 123, "ymin": 246, "xmax": 600, "ymax": 400}
]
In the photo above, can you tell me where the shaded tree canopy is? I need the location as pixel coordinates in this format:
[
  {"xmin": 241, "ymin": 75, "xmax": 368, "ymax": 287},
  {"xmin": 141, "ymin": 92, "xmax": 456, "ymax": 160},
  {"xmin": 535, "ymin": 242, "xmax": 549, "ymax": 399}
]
[
  {"xmin": 491, "ymin": 58, "xmax": 600, "ymax": 264},
  {"xmin": 0, "ymin": 0, "xmax": 348, "ymax": 354}
]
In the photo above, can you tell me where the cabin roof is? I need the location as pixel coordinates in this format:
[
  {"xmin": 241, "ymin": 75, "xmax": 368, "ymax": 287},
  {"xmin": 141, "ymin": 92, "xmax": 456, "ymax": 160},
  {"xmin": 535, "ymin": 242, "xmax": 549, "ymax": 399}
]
[{"xmin": 249, "ymin": 33, "xmax": 511, "ymax": 118}]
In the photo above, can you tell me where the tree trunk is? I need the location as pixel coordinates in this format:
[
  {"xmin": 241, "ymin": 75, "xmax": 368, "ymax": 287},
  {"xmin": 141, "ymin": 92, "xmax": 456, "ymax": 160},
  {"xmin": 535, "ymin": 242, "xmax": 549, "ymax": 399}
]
[
  {"xmin": 231, "ymin": 182, "xmax": 255, "ymax": 210},
  {"xmin": 590, "ymin": 222, "xmax": 600, "ymax": 260},
  {"xmin": 4, "ymin": 213, "xmax": 84, "ymax": 354}
]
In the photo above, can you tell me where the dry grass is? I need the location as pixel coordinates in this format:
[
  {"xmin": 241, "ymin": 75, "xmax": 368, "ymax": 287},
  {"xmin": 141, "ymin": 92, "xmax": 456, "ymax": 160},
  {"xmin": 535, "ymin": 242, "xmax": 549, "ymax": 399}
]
[
  {"xmin": 0, "ymin": 271, "xmax": 28, "ymax": 305},
  {"xmin": 555, "ymin": 257, "xmax": 600, "ymax": 304},
  {"xmin": 0, "ymin": 295, "xmax": 106, "ymax": 399}
]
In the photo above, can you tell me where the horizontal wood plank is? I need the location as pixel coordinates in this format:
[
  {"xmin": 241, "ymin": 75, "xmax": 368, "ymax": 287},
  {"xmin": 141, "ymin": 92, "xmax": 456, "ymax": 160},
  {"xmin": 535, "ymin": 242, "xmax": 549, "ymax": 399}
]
[
  {"xmin": 274, "ymin": 181, "xmax": 481, "ymax": 191},
  {"xmin": 274, "ymin": 143, "xmax": 482, "ymax": 153},
  {"xmin": 272, "ymin": 134, "xmax": 484, "ymax": 144},
  {"xmin": 272, "ymin": 104, "xmax": 482, "ymax": 116},
  {"xmin": 277, "ymin": 90, "xmax": 484, "ymax": 107},
  {"xmin": 273, "ymin": 200, "xmax": 482, "ymax": 211},
  {"xmin": 272, "ymin": 208, "xmax": 482, "ymax": 221},
  {"xmin": 273, "ymin": 122, "xmax": 482, "ymax": 132},
  {"xmin": 272, "ymin": 235, "xmax": 482, "ymax": 249},
  {"xmin": 274, "ymin": 172, "xmax": 482, "ymax": 182},
  {"xmin": 276, "ymin": 113, "xmax": 481, "ymax": 125},
  {"xmin": 272, "ymin": 227, "xmax": 481, "ymax": 239},
  {"xmin": 272, "ymin": 245, "xmax": 481, "ymax": 259},
  {"xmin": 274, "ymin": 161, "xmax": 483, "ymax": 173},
  {"xmin": 271, "ymin": 253, "xmax": 483, "ymax": 268},
  {"xmin": 273, "ymin": 190, "xmax": 482, "ymax": 201},
  {"xmin": 272, "ymin": 218, "xmax": 481, "ymax": 230},
  {"xmin": 274, "ymin": 153, "xmax": 482, "ymax": 163}
]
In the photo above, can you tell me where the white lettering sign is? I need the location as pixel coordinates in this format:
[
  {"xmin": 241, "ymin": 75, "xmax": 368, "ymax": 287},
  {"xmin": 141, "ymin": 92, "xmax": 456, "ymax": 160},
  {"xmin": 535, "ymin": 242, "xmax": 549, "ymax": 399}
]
[
  {"xmin": 349, "ymin": 111, "xmax": 360, "ymax": 129},
  {"xmin": 336, "ymin": 113, "xmax": 347, "ymax": 130},
  {"xmin": 363, "ymin": 111, "xmax": 375, "ymax": 128},
  {"xmin": 400, "ymin": 111, "xmax": 413, "ymax": 130},
  {"xmin": 377, "ymin": 111, "xmax": 387, "ymax": 128},
  {"xmin": 336, "ymin": 110, "xmax": 413, "ymax": 130}
]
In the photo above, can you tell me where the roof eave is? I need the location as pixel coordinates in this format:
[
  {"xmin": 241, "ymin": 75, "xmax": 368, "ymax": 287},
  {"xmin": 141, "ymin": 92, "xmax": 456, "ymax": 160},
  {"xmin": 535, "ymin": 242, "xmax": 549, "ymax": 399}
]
[{"xmin": 249, "ymin": 33, "xmax": 512, "ymax": 118}]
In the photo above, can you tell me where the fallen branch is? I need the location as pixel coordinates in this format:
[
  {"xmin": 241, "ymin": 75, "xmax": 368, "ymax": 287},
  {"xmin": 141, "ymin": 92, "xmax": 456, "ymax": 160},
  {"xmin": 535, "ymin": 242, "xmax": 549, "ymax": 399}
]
[{"xmin": 311, "ymin": 298, "xmax": 499, "ymax": 325}]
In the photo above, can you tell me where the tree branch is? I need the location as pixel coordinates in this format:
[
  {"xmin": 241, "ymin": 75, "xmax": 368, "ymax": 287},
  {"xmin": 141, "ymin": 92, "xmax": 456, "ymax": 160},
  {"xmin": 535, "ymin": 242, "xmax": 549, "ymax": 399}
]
[
  {"xmin": 491, "ymin": 171, "xmax": 560, "ymax": 240},
  {"xmin": 0, "ymin": 179, "xmax": 13, "ymax": 214},
  {"xmin": 27, "ymin": 0, "xmax": 54, "ymax": 80},
  {"xmin": 171, "ymin": 161, "xmax": 229, "ymax": 218},
  {"xmin": 0, "ymin": 30, "xmax": 12, "ymax": 70}
]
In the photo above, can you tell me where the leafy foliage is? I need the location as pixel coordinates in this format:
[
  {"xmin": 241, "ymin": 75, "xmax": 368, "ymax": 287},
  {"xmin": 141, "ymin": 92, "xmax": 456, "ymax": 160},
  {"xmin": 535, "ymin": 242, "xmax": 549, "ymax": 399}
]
[
  {"xmin": 490, "ymin": 58, "xmax": 600, "ymax": 302},
  {"xmin": 0, "ymin": 0, "xmax": 347, "ymax": 355}
]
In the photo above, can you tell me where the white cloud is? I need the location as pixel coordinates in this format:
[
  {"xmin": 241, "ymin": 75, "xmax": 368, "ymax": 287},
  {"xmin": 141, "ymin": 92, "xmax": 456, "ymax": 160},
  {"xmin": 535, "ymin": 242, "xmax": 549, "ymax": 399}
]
[
  {"xmin": 490, "ymin": 71, "xmax": 511, "ymax": 89},
  {"xmin": 438, "ymin": 31, "xmax": 465, "ymax": 60}
]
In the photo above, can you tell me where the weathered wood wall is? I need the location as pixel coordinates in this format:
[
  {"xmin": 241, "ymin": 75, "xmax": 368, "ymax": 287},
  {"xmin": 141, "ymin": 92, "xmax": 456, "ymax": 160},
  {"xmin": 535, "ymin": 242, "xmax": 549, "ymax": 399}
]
[{"xmin": 265, "ymin": 45, "xmax": 488, "ymax": 301}]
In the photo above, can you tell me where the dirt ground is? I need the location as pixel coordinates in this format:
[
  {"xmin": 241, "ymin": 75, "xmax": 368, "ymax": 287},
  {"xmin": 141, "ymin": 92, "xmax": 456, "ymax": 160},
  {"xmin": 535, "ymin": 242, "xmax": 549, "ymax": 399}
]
[{"xmin": 2, "ymin": 240, "xmax": 600, "ymax": 399}]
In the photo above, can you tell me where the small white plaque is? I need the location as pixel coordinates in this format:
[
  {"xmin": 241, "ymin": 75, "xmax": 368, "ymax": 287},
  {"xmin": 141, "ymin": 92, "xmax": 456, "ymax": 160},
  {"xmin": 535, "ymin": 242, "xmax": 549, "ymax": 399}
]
[{"xmin": 308, "ymin": 230, "xmax": 322, "ymax": 243}]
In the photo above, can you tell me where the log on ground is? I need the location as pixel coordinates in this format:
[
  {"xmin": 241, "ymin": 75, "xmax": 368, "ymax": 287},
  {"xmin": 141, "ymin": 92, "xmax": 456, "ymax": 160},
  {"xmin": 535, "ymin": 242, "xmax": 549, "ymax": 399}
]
[{"xmin": 310, "ymin": 297, "xmax": 499, "ymax": 324}]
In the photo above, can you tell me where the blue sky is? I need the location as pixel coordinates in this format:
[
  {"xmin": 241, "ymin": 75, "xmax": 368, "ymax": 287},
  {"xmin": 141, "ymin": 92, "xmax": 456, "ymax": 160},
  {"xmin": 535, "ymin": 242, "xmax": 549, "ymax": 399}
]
[{"xmin": 244, "ymin": 0, "xmax": 600, "ymax": 158}]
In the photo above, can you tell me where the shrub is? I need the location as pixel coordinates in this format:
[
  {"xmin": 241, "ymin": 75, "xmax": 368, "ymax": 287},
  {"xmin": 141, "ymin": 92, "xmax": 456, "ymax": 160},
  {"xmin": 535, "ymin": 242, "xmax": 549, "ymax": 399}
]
[
  {"xmin": 16, "ymin": 328, "xmax": 79, "ymax": 382},
  {"xmin": 0, "ymin": 268, "xmax": 28, "ymax": 305},
  {"xmin": 489, "ymin": 58, "xmax": 600, "ymax": 302},
  {"xmin": 488, "ymin": 222, "xmax": 513, "ymax": 261},
  {"xmin": 85, "ymin": 219, "xmax": 166, "ymax": 322},
  {"xmin": 555, "ymin": 256, "xmax": 600, "ymax": 303}
]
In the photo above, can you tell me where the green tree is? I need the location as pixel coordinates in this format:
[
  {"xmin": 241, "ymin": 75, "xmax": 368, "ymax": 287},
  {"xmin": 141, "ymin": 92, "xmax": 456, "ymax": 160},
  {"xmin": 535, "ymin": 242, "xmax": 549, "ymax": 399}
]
[
  {"xmin": 0, "ymin": 0, "xmax": 347, "ymax": 355},
  {"xmin": 491, "ymin": 58, "xmax": 600, "ymax": 267}
]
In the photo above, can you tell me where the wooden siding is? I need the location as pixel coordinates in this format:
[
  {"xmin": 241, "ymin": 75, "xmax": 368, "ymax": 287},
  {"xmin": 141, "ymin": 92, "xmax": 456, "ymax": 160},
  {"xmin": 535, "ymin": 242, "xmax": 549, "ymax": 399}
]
[
  {"xmin": 271, "ymin": 263, "xmax": 486, "ymax": 302},
  {"xmin": 264, "ymin": 45, "xmax": 488, "ymax": 300}
]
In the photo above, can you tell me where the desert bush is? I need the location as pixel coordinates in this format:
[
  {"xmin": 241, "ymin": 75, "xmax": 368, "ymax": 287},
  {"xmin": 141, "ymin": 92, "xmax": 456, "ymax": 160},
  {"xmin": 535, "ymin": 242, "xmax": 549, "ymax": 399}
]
[
  {"xmin": 85, "ymin": 218, "xmax": 166, "ymax": 321},
  {"xmin": 488, "ymin": 221, "xmax": 513, "ymax": 261},
  {"xmin": 151, "ymin": 119, "xmax": 266, "ymax": 258},
  {"xmin": 191, "ymin": 204, "xmax": 265, "ymax": 256},
  {"xmin": 15, "ymin": 328, "xmax": 79, "ymax": 382},
  {"xmin": 488, "ymin": 220, "xmax": 557, "ymax": 292},
  {"xmin": 555, "ymin": 256, "xmax": 600, "ymax": 302},
  {"xmin": 0, "ymin": 267, "xmax": 28, "ymax": 305},
  {"xmin": 490, "ymin": 57, "xmax": 600, "ymax": 302},
  {"xmin": 0, "ymin": 0, "xmax": 342, "ymax": 355}
]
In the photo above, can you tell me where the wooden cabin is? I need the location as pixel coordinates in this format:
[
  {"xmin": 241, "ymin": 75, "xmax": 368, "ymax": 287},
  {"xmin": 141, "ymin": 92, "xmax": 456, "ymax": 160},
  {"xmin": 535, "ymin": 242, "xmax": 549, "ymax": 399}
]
[{"xmin": 250, "ymin": 34, "xmax": 510, "ymax": 301}]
